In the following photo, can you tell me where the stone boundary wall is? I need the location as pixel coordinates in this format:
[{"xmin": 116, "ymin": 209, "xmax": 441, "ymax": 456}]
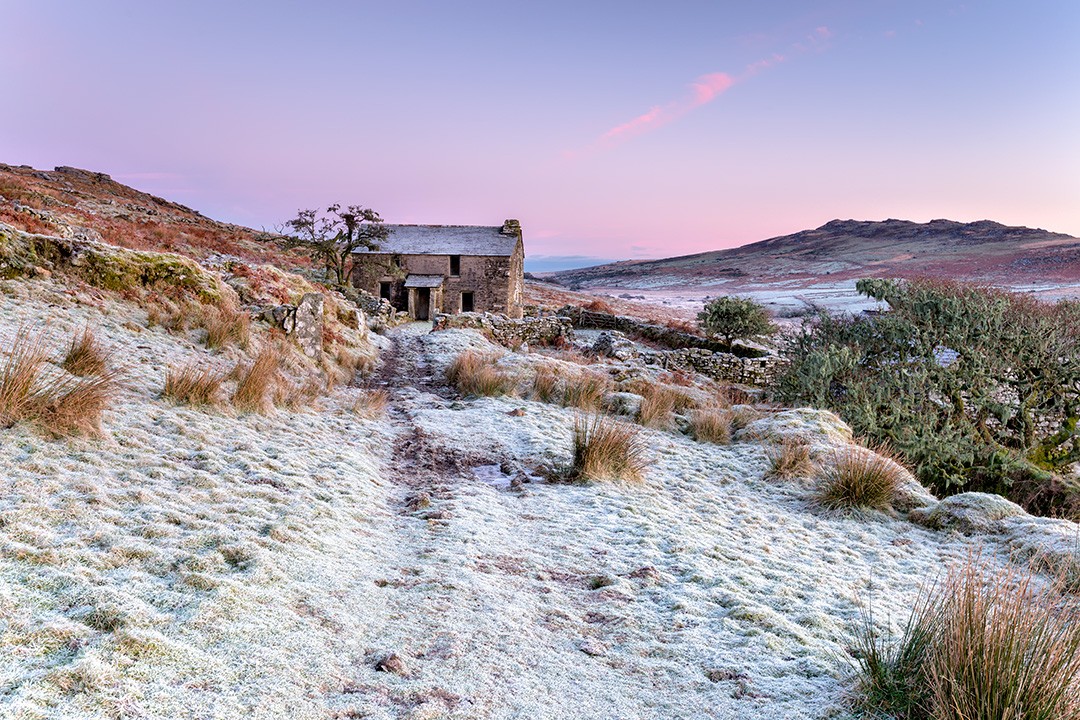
[
  {"xmin": 432, "ymin": 312, "xmax": 573, "ymax": 348},
  {"xmin": 556, "ymin": 305, "xmax": 765, "ymax": 358},
  {"xmin": 645, "ymin": 347, "xmax": 783, "ymax": 387}
]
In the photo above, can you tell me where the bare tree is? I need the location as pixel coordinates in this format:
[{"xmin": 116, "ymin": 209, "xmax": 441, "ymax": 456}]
[{"xmin": 283, "ymin": 204, "xmax": 388, "ymax": 286}]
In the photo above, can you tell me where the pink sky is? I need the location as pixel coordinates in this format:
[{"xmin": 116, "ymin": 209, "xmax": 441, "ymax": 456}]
[{"xmin": 2, "ymin": 2, "xmax": 1078, "ymax": 267}]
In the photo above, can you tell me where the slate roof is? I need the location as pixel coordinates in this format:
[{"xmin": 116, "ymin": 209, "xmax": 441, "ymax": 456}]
[
  {"xmin": 404, "ymin": 274, "xmax": 445, "ymax": 288},
  {"xmin": 355, "ymin": 224, "xmax": 519, "ymax": 257}
]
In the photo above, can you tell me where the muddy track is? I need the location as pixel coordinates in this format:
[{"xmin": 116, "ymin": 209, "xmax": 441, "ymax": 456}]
[{"xmin": 372, "ymin": 326, "xmax": 472, "ymax": 516}]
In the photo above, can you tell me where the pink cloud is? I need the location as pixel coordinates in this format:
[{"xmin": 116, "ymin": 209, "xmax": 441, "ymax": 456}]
[
  {"xmin": 745, "ymin": 53, "xmax": 785, "ymax": 75},
  {"xmin": 602, "ymin": 106, "xmax": 665, "ymax": 141},
  {"xmin": 690, "ymin": 72, "xmax": 735, "ymax": 105}
]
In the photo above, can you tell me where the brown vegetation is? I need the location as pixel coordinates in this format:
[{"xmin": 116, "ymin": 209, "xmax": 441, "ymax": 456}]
[
  {"xmin": 447, "ymin": 350, "xmax": 517, "ymax": 397},
  {"xmin": 851, "ymin": 559, "xmax": 1080, "ymax": 719},
  {"xmin": 569, "ymin": 414, "xmax": 649, "ymax": 483},
  {"xmin": 162, "ymin": 364, "xmax": 225, "ymax": 407},
  {"xmin": 815, "ymin": 446, "xmax": 906, "ymax": 511},
  {"xmin": 352, "ymin": 388, "xmax": 390, "ymax": 418},
  {"xmin": 765, "ymin": 437, "xmax": 814, "ymax": 480},
  {"xmin": 62, "ymin": 325, "xmax": 108, "ymax": 377},
  {"xmin": 231, "ymin": 344, "xmax": 281, "ymax": 414},
  {"xmin": 689, "ymin": 409, "xmax": 733, "ymax": 444}
]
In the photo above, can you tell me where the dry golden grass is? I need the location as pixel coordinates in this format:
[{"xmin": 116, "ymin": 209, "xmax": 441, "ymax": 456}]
[
  {"xmin": 231, "ymin": 344, "xmax": 281, "ymax": 414},
  {"xmin": 561, "ymin": 370, "xmax": 612, "ymax": 410},
  {"xmin": 277, "ymin": 378, "xmax": 325, "ymax": 410},
  {"xmin": 205, "ymin": 308, "xmax": 251, "ymax": 350},
  {"xmin": 766, "ymin": 437, "xmax": 815, "ymax": 480},
  {"xmin": 815, "ymin": 446, "xmax": 907, "ymax": 511},
  {"xmin": 447, "ymin": 350, "xmax": 517, "ymax": 397},
  {"xmin": 61, "ymin": 325, "xmax": 108, "ymax": 377},
  {"xmin": 570, "ymin": 414, "xmax": 649, "ymax": 483},
  {"xmin": 1, "ymin": 326, "xmax": 120, "ymax": 437},
  {"xmin": 628, "ymin": 380, "xmax": 698, "ymax": 429},
  {"xmin": 29, "ymin": 370, "xmax": 121, "ymax": 438},
  {"xmin": 852, "ymin": 559, "xmax": 1080, "ymax": 719},
  {"xmin": 689, "ymin": 408, "xmax": 733, "ymax": 444},
  {"xmin": 530, "ymin": 365, "xmax": 560, "ymax": 403},
  {"xmin": 352, "ymin": 388, "xmax": 390, "ymax": 418},
  {"xmin": 162, "ymin": 363, "xmax": 225, "ymax": 407},
  {"xmin": 0, "ymin": 327, "xmax": 48, "ymax": 426}
]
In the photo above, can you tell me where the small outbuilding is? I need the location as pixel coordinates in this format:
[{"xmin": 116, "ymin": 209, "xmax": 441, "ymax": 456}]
[{"xmin": 351, "ymin": 219, "xmax": 525, "ymax": 320}]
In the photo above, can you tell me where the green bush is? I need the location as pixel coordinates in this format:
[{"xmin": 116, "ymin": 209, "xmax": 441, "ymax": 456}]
[
  {"xmin": 775, "ymin": 278, "xmax": 1080, "ymax": 510},
  {"xmin": 697, "ymin": 296, "xmax": 776, "ymax": 345}
]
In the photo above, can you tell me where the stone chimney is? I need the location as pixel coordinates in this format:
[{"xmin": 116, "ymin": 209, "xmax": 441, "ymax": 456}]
[{"xmin": 500, "ymin": 219, "xmax": 522, "ymax": 237}]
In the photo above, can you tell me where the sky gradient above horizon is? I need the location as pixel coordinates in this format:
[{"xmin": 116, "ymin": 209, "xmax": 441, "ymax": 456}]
[{"xmin": 3, "ymin": 1, "xmax": 1078, "ymax": 268}]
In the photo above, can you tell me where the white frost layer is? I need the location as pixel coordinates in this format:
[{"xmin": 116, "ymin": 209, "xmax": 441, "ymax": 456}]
[{"xmin": 1, "ymin": 284, "xmax": 1077, "ymax": 719}]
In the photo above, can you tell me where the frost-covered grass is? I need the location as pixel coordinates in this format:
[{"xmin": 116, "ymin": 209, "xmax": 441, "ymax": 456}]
[{"xmin": 3, "ymin": 293, "xmax": 1079, "ymax": 720}]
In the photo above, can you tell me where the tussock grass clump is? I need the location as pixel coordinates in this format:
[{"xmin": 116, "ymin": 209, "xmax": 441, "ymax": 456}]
[
  {"xmin": 205, "ymin": 308, "xmax": 251, "ymax": 350},
  {"xmin": 163, "ymin": 364, "xmax": 225, "ymax": 407},
  {"xmin": 1, "ymin": 326, "xmax": 120, "ymax": 437},
  {"xmin": 447, "ymin": 350, "xmax": 517, "ymax": 397},
  {"xmin": 0, "ymin": 328, "xmax": 48, "ymax": 425},
  {"xmin": 561, "ymin": 371, "xmax": 611, "ymax": 410},
  {"xmin": 352, "ymin": 388, "xmax": 390, "ymax": 418},
  {"xmin": 765, "ymin": 436, "xmax": 815, "ymax": 480},
  {"xmin": 231, "ymin": 344, "xmax": 281, "ymax": 414},
  {"xmin": 569, "ymin": 414, "xmax": 649, "ymax": 483},
  {"xmin": 62, "ymin": 325, "xmax": 108, "ymax": 377},
  {"xmin": 30, "ymin": 371, "xmax": 121, "ymax": 438},
  {"xmin": 530, "ymin": 365, "xmax": 560, "ymax": 403},
  {"xmin": 851, "ymin": 560, "xmax": 1080, "ymax": 720},
  {"xmin": 632, "ymin": 381, "xmax": 698, "ymax": 429},
  {"xmin": 689, "ymin": 408, "xmax": 733, "ymax": 444},
  {"xmin": 816, "ymin": 446, "xmax": 906, "ymax": 511}
]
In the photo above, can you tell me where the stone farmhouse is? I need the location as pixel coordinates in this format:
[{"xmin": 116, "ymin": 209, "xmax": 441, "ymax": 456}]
[{"xmin": 350, "ymin": 220, "xmax": 525, "ymax": 320}]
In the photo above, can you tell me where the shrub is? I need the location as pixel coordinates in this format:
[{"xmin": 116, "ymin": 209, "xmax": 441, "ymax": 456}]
[
  {"xmin": 775, "ymin": 279, "xmax": 1080, "ymax": 510},
  {"xmin": 231, "ymin": 345, "xmax": 281, "ymax": 414},
  {"xmin": 766, "ymin": 437, "xmax": 814, "ymax": 479},
  {"xmin": 581, "ymin": 298, "xmax": 615, "ymax": 314},
  {"xmin": 697, "ymin": 296, "xmax": 776, "ymax": 345},
  {"xmin": 447, "ymin": 350, "xmax": 516, "ymax": 397},
  {"xmin": 61, "ymin": 325, "xmax": 108, "ymax": 377},
  {"xmin": 689, "ymin": 409, "xmax": 732, "ymax": 444},
  {"xmin": 352, "ymin": 388, "xmax": 390, "ymax": 418},
  {"xmin": 570, "ymin": 414, "xmax": 649, "ymax": 483},
  {"xmin": 816, "ymin": 446, "xmax": 907, "ymax": 511},
  {"xmin": 163, "ymin": 364, "xmax": 225, "ymax": 407},
  {"xmin": 850, "ymin": 560, "xmax": 1080, "ymax": 719}
]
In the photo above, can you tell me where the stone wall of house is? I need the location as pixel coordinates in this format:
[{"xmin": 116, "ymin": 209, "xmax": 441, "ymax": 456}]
[
  {"xmin": 558, "ymin": 305, "xmax": 765, "ymax": 358},
  {"xmin": 351, "ymin": 253, "xmax": 520, "ymax": 318},
  {"xmin": 432, "ymin": 311, "xmax": 573, "ymax": 348}
]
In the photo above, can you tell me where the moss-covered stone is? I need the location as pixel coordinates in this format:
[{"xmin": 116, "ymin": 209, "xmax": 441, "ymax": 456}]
[{"xmin": 0, "ymin": 225, "xmax": 234, "ymax": 306}]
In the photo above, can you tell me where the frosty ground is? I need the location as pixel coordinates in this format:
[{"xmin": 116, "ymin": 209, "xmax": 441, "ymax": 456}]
[{"xmin": 1, "ymin": 281, "xmax": 1076, "ymax": 720}]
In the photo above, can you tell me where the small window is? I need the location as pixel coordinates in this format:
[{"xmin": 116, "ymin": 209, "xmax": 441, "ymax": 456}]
[
  {"xmin": 461, "ymin": 291, "xmax": 474, "ymax": 313},
  {"xmin": 379, "ymin": 281, "xmax": 392, "ymax": 300},
  {"xmin": 449, "ymin": 255, "xmax": 461, "ymax": 276}
]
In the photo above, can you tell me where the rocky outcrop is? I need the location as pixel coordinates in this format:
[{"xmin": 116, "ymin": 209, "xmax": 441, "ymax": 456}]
[
  {"xmin": 261, "ymin": 292, "xmax": 325, "ymax": 357},
  {"xmin": 910, "ymin": 492, "xmax": 1028, "ymax": 534}
]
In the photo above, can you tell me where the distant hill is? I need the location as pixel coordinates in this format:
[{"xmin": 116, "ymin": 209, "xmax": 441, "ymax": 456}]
[{"xmin": 551, "ymin": 219, "xmax": 1080, "ymax": 290}]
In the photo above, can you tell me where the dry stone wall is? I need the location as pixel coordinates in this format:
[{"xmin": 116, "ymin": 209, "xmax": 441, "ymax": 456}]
[{"xmin": 432, "ymin": 312, "xmax": 573, "ymax": 348}]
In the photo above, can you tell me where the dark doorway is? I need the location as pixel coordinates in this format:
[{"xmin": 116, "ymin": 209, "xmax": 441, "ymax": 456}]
[
  {"xmin": 415, "ymin": 288, "xmax": 431, "ymax": 320},
  {"xmin": 379, "ymin": 281, "xmax": 392, "ymax": 301},
  {"xmin": 461, "ymin": 291, "xmax": 474, "ymax": 313}
]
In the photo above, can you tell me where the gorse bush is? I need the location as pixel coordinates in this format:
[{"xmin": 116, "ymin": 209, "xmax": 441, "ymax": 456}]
[
  {"xmin": 851, "ymin": 559, "xmax": 1080, "ymax": 719},
  {"xmin": 570, "ymin": 414, "xmax": 649, "ymax": 483},
  {"xmin": 775, "ymin": 278, "xmax": 1080, "ymax": 513}
]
